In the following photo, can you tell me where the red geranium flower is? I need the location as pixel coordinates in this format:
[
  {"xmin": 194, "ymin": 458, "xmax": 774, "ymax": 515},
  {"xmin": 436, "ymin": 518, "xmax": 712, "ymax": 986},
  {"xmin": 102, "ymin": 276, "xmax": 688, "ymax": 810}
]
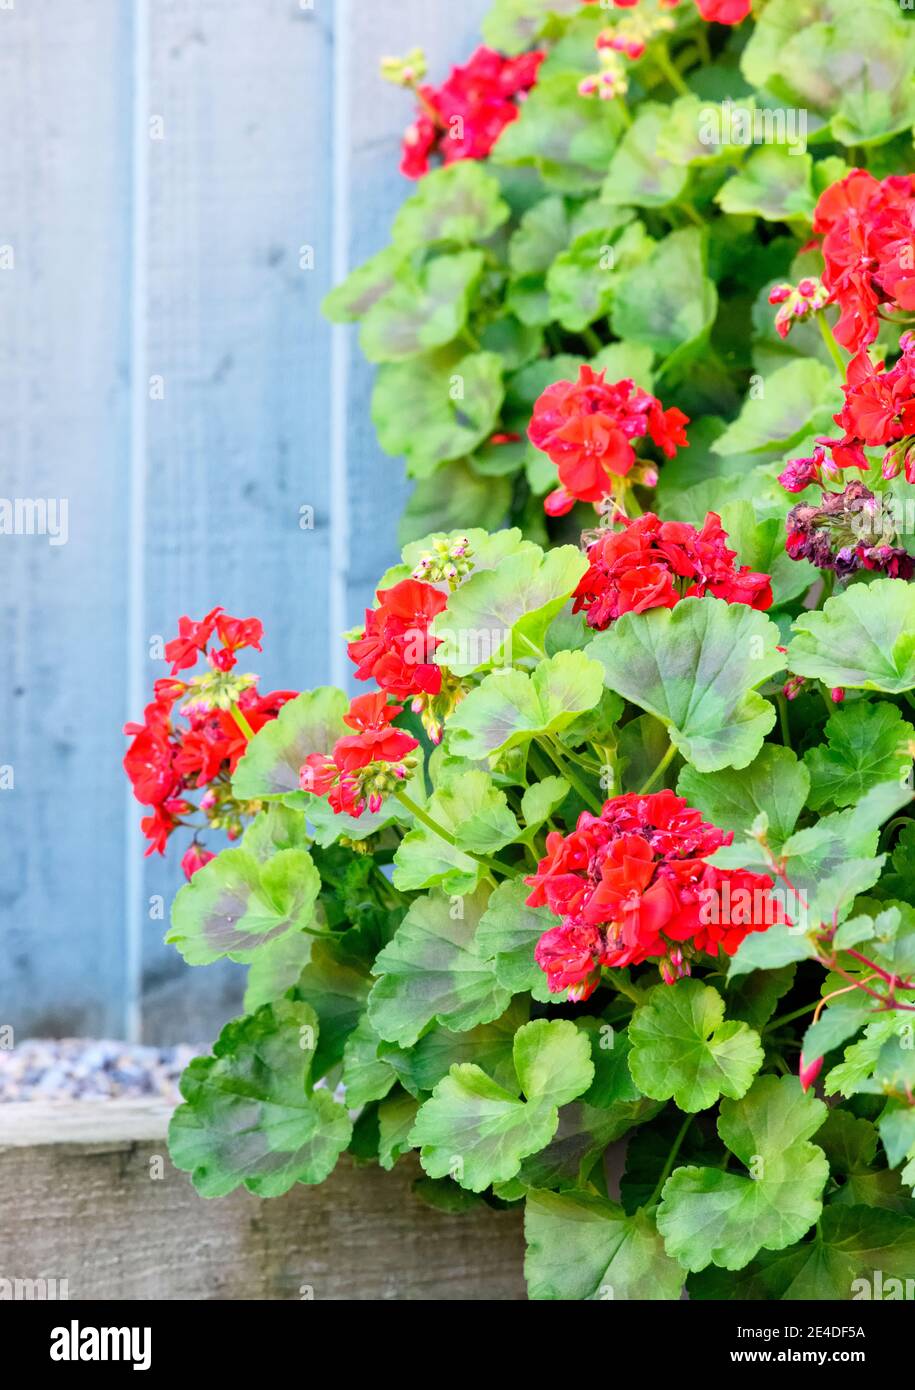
[
  {"xmin": 527, "ymin": 790, "xmax": 783, "ymax": 996},
  {"xmin": 813, "ymin": 169, "xmax": 915, "ymax": 353},
  {"xmin": 528, "ymin": 366, "xmax": 688, "ymax": 515},
  {"xmin": 400, "ymin": 45, "xmax": 544, "ymax": 178},
  {"xmin": 348, "ymin": 578, "xmax": 448, "ymax": 700},
  {"xmin": 572, "ymin": 512, "xmax": 772, "ymax": 630},
  {"xmin": 333, "ymin": 692, "xmax": 420, "ymax": 772}
]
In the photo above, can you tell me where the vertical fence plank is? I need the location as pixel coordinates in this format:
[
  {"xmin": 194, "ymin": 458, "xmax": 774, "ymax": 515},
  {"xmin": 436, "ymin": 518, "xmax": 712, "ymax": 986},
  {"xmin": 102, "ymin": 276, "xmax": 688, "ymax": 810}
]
[
  {"xmin": 0, "ymin": 1, "xmax": 133, "ymax": 1037},
  {"xmin": 334, "ymin": 0, "xmax": 494, "ymax": 649},
  {"xmin": 136, "ymin": 0, "xmax": 336, "ymax": 1042},
  {"xmin": 0, "ymin": 0, "xmax": 498, "ymax": 1043}
]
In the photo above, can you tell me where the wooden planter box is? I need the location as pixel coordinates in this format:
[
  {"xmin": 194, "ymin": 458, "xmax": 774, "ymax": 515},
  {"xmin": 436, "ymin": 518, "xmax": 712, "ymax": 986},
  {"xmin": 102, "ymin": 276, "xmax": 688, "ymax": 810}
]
[{"xmin": 0, "ymin": 1101, "xmax": 527, "ymax": 1301}]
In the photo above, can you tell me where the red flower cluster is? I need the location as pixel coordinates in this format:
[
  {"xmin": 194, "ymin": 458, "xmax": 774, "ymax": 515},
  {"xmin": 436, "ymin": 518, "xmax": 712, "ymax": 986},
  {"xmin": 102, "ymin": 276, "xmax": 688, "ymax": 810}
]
[
  {"xmin": 300, "ymin": 692, "xmax": 419, "ymax": 819},
  {"xmin": 164, "ymin": 606, "xmax": 263, "ymax": 675},
  {"xmin": 347, "ymin": 579, "xmax": 447, "ymax": 700},
  {"xmin": 583, "ymin": 0, "xmax": 749, "ymax": 22},
  {"xmin": 123, "ymin": 611, "xmax": 295, "ymax": 869},
  {"xmin": 528, "ymin": 366, "xmax": 689, "ymax": 516},
  {"xmin": 525, "ymin": 791, "xmax": 781, "ymax": 999},
  {"xmin": 572, "ymin": 512, "xmax": 772, "ymax": 630},
  {"xmin": 814, "ymin": 169, "xmax": 915, "ymax": 353},
  {"xmin": 400, "ymin": 46, "xmax": 543, "ymax": 179},
  {"xmin": 828, "ymin": 335, "xmax": 915, "ymax": 480}
]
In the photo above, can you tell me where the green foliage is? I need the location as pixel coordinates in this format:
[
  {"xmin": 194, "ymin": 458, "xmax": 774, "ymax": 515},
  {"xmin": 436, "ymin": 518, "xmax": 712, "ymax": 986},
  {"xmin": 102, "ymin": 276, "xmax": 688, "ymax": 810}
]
[{"xmin": 160, "ymin": 0, "xmax": 915, "ymax": 1304}]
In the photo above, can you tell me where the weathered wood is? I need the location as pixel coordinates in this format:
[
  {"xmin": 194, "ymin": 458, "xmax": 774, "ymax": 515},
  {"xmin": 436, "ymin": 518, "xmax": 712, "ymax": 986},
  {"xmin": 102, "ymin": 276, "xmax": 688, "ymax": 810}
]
[
  {"xmin": 0, "ymin": 0, "xmax": 134, "ymax": 1038},
  {"xmin": 0, "ymin": 1101, "xmax": 528, "ymax": 1300}
]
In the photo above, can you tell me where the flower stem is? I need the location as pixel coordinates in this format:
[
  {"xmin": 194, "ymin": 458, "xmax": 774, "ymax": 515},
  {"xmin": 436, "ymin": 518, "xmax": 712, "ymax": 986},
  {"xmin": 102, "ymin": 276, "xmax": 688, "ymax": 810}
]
[
  {"xmin": 543, "ymin": 739, "xmax": 603, "ymax": 814},
  {"xmin": 229, "ymin": 704, "xmax": 257, "ymax": 741},
  {"xmin": 394, "ymin": 788, "xmax": 504, "ymax": 878},
  {"xmin": 639, "ymin": 742, "xmax": 676, "ymax": 795},
  {"xmin": 816, "ymin": 311, "xmax": 846, "ymax": 379},
  {"xmin": 762, "ymin": 1000, "xmax": 819, "ymax": 1033},
  {"xmin": 582, "ymin": 326, "xmax": 603, "ymax": 355},
  {"xmin": 647, "ymin": 1113, "xmax": 693, "ymax": 1208},
  {"xmin": 603, "ymin": 967, "xmax": 646, "ymax": 1006},
  {"xmin": 775, "ymin": 693, "xmax": 792, "ymax": 750},
  {"xmin": 653, "ymin": 41, "xmax": 691, "ymax": 97}
]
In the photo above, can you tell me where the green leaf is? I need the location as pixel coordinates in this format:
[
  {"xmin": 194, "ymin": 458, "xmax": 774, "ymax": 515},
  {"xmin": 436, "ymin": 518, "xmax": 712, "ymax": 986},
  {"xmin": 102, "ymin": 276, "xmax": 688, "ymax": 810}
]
[
  {"xmin": 373, "ymin": 351, "xmax": 504, "ymax": 477},
  {"xmin": 690, "ymin": 1205, "xmax": 915, "ymax": 1300},
  {"xmin": 602, "ymin": 104, "xmax": 688, "ymax": 209},
  {"xmin": 243, "ymin": 926, "xmax": 313, "ymax": 1013},
  {"xmin": 588, "ymin": 596, "xmax": 783, "ymax": 772},
  {"xmin": 341, "ymin": 1013, "xmax": 397, "ymax": 1109},
  {"xmin": 742, "ymin": 0, "xmax": 915, "ymax": 148},
  {"xmin": 168, "ymin": 999, "xmax": 352, "ymax": 1197},
  {"xmin": 610, "ymin": 228, "xmax": 717, "ymax": 371},
  {"xmin": 789, "ymin": 579, "xmax": 915, "ymax": 693},
  {"xmin": 482, "ymin": 0, "xmax": 581, "ymax": 54},
  {"xmin": 657, "ymin": 1075, "xmax": 829, "ymax": 1271},
  {"xmin": 240, "ymin": 803, "xmax": 311, "ymax": 861},
  {"xmin": 167, "ymin": 846, "xmax": 321, "ymax": 966},
  {"xmin": 433, "ymin": 543, "xmax": 587, "ymax": 675},
  {"xmin": 232, "ymin": 687, "xmax": 347, "ymax": 799},
  {"xmin": 391, "ymin": 162, "xmax": 509, "ymax": 250},
  {"xmin": 322, "ymin": 245, "xmax": 405, "ymax": 324},
  {"xmin": 291, "ymin": 935, "xmax": 372, "ymax": 1078},
  {"xmin": 629, "ymin": 980, "xmax": 764, "ymax": 1113},
  {"xmin": 678, "ymin": 744, "xmax": 810, "ymax": 848},
  {"xmin": 492, "ymin": 72, "xmax": 626, "ymax": 194},
  {"xmin": 712, "ymin": 360, "xmax": 838, "ymax": 458},
  {"xmin": 393, "ymin": 770, "xmax": 518, "ymax": 895},
  {"xmin": 399, "ymin": 459, "xmax": 512, "ymax": 543},
  {"xmin": 546, "ymin": 220, "xmax": 650, "ymax": 332},
  {"xmin": 409, "ymin": 1018, "xmax": 594, "ymax": 1192},
  {"xmin": 476, "ymin": 878, "xmax": 564, "ymax": 1003},
  {"xmin": 368, "ymin": 887, "xmax": 510, "ymax": 1048},
  {"xmin": 725, "ymin": 965, "xmax": 797, "ymax": 1032},
  {"xmin": 805, "ymin": 700, "xmax": 914, "ymax": 810},
  {"xmin": 520, "ymin": 775, "xmax": 570, "ymax": 832},
  {"xmin": 378, "ymin": 1092, "xmax": 420, "ymax": 1171},
  {"xmin": 715, "ymin": 147, "xmax": 815, "ymax": 222},
  {"xmin": 359, "ymin": 251, "xmax": 484, "ymax": 363},
  {"xmin": 727, "ymin": 923, "xmax": 818, "ymax": 979},
  {"xmin": 719, "ymin": 498, "xmax": 817, "ymax": 608},
  {"xmin": 524, "ymin": 1192, "xmax": 683, "ymax": 1301},
  {"xmin": 389, "ymin": 998, "xmax": 530, "ymax": 1095},
  {"xmin": 508, "ymin": 195, "xmax": 570, "ymax": 276},
  {"xmin": 446, "ymin": 650, "xmax": 605, "ymax": 760}
]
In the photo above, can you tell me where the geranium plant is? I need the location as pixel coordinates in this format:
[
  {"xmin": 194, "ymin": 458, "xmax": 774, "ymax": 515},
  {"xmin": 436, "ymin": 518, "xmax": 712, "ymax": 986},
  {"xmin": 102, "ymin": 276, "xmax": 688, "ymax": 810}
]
[
  {"xmin": 120, "ymin": 0, "xmax": 915, "ymax": 1301},
  {"xmin": 323, "ymin": 0, "xmax": 915, "ymax": 551},
  {"xmin": 125, "ymin": 492, "xmax": 915, "ymax": 1296}
]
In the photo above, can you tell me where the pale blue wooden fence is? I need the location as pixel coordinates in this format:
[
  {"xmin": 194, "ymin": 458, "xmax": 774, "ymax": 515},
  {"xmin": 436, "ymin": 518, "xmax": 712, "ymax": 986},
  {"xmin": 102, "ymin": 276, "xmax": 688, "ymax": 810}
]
[{"xmin": 0, "ymin": 0, "xmax": 490, "ymax": 1043}]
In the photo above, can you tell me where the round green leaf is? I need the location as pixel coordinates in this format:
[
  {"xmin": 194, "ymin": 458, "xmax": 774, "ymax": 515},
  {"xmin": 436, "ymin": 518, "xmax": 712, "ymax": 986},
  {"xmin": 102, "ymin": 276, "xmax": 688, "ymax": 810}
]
[
  {"xmin": 524, "ymin": 1191, "xmax": 683, "ymax": 1301},
  {"xmin": 657, "ymin": 1075, "xmax": 828, "ymax": 1271},
  {"xmin": 368, "ymin": 887, "xmax": 510, "ymax": 1047},
  {"xmin": 169, "ymin": 999, "xmax": 352, "ymax": 1197},
  {"xmin": 788, "ymin": 579, "xmax": 915, "ymax": 693},
  {"xmin": 629, "ymin": 980, "xmax": 764, "ymax": 1113},
  {"xmin": 167, "ymin": 846, "xmax": 321, "ymax": 966},
  {"xmin": 587, "ymin": 596, "xmax": 784, "ymax": 772}
]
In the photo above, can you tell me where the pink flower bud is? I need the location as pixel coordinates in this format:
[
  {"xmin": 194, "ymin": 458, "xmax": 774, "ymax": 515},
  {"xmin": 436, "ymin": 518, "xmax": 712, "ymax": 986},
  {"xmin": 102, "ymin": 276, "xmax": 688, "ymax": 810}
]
[
  {"xmin": 799, "ymin": 1051, "xmax": 824, "ymax": 1093},
  {"xmin": 181, "ymin": 843, "xmax": 215, "ymax": 880},
  {"xmin": 830, "ymin": 687, "xmax": 845, "ymax": 703}
]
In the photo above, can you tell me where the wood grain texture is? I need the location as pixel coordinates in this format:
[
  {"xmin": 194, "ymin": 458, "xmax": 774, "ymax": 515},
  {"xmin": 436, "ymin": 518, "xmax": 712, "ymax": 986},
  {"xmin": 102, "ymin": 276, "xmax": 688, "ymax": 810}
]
[
  {"xmin": 0, "ymin": 0, "xmax": 498, "ymax": 1042},
  {"xmin": 0, "ymin": 0, "xmax": 134, "ymax": 1037},
  {"xmin": 0, "ymin": 1101, "xmax": 527, "ymax": 1300}
]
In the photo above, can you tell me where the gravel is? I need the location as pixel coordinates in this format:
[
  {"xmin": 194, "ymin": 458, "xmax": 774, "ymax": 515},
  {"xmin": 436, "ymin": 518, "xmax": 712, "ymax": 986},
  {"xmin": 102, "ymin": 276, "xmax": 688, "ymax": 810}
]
[{"xmin": 0, "ymin": 1039, "xmax": 201, "ymax": 1103}]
